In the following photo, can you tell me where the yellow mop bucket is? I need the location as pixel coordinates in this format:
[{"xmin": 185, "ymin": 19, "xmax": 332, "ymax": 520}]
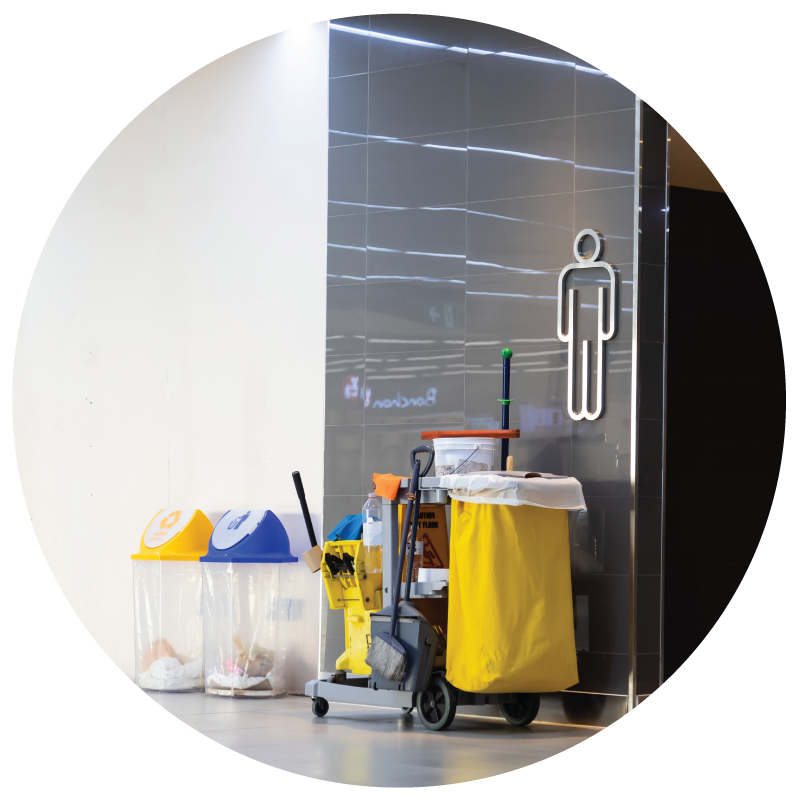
[{"xmin": 446, "ymin": 500, "xmax": 579, "ymax": 694}]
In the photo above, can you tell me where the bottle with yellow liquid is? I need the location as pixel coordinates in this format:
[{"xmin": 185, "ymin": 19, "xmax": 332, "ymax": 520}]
[{"xmin": 362, "ymin": 493, "xmax": 383, "ymax": 575}]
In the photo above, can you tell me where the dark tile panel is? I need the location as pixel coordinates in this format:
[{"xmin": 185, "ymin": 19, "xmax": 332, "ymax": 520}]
[
  {"xmin": 366, "ymin": 276, "xmax": 466, "ymax": 353},
  {"xmin": 699, "ymin": 563, "xmax": 749, "ymax": 635},
  {"xmin": 465, "ymin": 343, "xmax": 569, "ymax": 425},
  {"xmin": 363, "ymin": 422, "xmax": 452, "ymax": 488},
  {"xmin": 639, "ymin": 341, "xmax": 664, "ymax": 420},
  {"xmin": 664, "ymin": 560, "xmax": 710, "ymax": 679},
  {"xmin": 466, "ymin": 20, "xmax": 541, "ymax": 54},
  {"xmin": 637, "ymin": 653, "xmax": 660, "ymax": 695},
  {"xmin": 640, "ymin": 185, "xmax": 668, "ymax": 265},
  {"xmin": 638, "ymin": 263, "xmax": 665, "ymax": 343},
  {"xmin": 571, "ymin": 574, "xmax": 629, "ymax": 654},
  {"xmin": 576, "ymin": 67, "xmax": 636, "ymax": 116},
  {"xmin": 324, "ymin": 426, "xmax": 365, "ymax": 496},
  {"xmin": 328, "ymin": 144, "xmax": 368, "ymax": 216},
  {"xmin": 327, "ymin": 214, "xmax": 366, "ymax": 286},
  {"xmin": 329, "ymin": 17, "xmax": 370, "ymax": 78},
  {"xmin": 367, "ymin": 206, "xmax": 466, "ymax": 280},
  {"xmin": 368, "ymin": 14, "xmax": 469, "ymax": 72},
  {"xmin": 510, "ymin": 433, "xmax": 572, "ymax": 476},
  {"xmin": 668, "ymin": 433, "xmax": 780, "ymax": 503},
  {"xmin": 566, "ymin": 262, "xmax": 634, "ymax": 343},
  {"xmin": 638, "ymin": 418, "xmax": 664, "ymax": 498},
  {"xmin": 364, "ymin": 350, "xmax": 465, "ymax": 425},
  {"xmin": 466, "ymin": 193, "xmax": 574, "ymax": 276},
  {"xmin": 572, "ymin": 417, "xmax": 631, "ymax": 497},
  {"xmin": 637, "ymin": 496, "xmax": 663, "ymax": 576},
  {"xmin": 369, "ymin": 58, "xmax": 467, "ymax": 139},
  {"xmin": 667, "ymin": 187, "xmax": 762, "ymax": 268},
  {"xmin": 468, "ymin": 117, "xmax": 575, "ymax": 203},
  {"xmin": 574, "ymin": 186, "xmax": 635, "ymax": 265},
  {"xmin": 641, "ymin": 103, "xmax": 668, "ymax": 190},
  {"xmin": 581, "ymin": 494, "xmax": 631, "ymax": 576},
  {"xmin": 325, "ymin": 355, "xmax": 366, "ymax": 426},
  {"xmin": 323, "ymin": 495, "xmax": 365, "ymax": 538},
  {"xmin": 572, "ymin": 651, "xmax": 629, "ymax": 695},
  {"xmin": 668, "ymin": 256, "xmax": 764, "ymax": 324},
  {"xmin": 326, "ymin": 284, "xmax": 365, "ymax": 356},
  {"xmin": 575, "ymin": 109, "xmax": 637, "ymax": 191},
  {"xmin": 465, "ymin": 270, "xmax": 561, "ymax": 345},
  {"xmin": 468, "ymin": 47, "xmax": 575, "ymax": 129},
  {"xmin": 668, "ymin": 500, "xmax": 766, "ymax": 567},
  {"xmin": 637, "ymin": 575, "xmax": 661, "ymax": 655},
  {"xmin": 329, "ymin": 73, "xmax": 368, "ymax": 147},
  {"xmin": 570, "ymin": 508, "xmax": 603, "ymax": 576},
  {"xmin": 367, "ymin": 130, "xmax": 467, "ymax": 210}
]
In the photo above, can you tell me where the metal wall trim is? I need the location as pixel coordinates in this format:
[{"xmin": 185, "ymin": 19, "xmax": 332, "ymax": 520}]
[
  {"xmin": 628, "ymin": 98, "xmax": 644, "ymax": 712},
  {"xmin": 660, "ymin": 129, "xmax": 671, "ymax": 689}
]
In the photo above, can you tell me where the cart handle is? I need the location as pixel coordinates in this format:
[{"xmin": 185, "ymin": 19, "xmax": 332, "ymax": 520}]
[{"xmin": 410, "ymin": 445, "xmax": 434, "ymax": 477}]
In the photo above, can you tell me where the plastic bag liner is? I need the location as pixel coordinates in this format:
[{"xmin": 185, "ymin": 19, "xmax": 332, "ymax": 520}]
[
  {"xmin": 200, "ymin": 510, "xmax": 298, "ymax": 698},
  {"xmin": 131, "ymin": 509, "xmax": 213, "ymax": 692},
  {"xmin": 446, "ymin": 500, "xmax": 579, "ymax": 694}
]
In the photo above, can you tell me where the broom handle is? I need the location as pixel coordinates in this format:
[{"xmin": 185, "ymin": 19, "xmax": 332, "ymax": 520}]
[
  {"xmin": 389, "ymin": 459, "xmax": 420, "ymax": 642},
  {"xmin": 403, "ymin": 486, "xmax": 423, "ymax": 603},
  {"xmin": 403, "ymin": 445, "xmax": 432, "ymax": 602}
]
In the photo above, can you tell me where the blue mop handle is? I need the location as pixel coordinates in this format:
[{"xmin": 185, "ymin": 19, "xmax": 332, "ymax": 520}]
[{"xmin": 499, "ymin": 347, "xmax": 513, "ymax": 470}]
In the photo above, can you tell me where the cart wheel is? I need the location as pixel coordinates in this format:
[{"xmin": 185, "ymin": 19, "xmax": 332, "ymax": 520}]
[
  {"xmin": 500, "ymin": 693, "xmax": 540, "ymax": 726},
  {"xmin": 401, "ymin": 707, "xmax": 413, "ymax": 715},
  {"xmin": 311, "ymin": 697, "xmax": 329, "ymax": 717},
  {"xmin": 416, "ymin": 675, "xmax": 458, "ymax": 731}
]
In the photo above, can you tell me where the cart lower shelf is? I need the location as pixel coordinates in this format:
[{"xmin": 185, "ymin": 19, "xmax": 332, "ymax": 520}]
[{"xmin": 305, "ymin": 674, "xmax": 540, "ymax": 731}]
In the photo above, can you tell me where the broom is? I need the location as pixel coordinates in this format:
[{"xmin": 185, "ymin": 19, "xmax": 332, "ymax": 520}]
[{"xmin": 364, "ymin": 456, "xmax": 422, "ymax": 682}]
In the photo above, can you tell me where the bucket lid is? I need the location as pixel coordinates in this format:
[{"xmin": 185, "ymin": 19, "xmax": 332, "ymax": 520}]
[
  {"xmin": 200, "ymin": 510, "xmax": 298, "ymax": 563},
  {"xmin": 422, "ymin": 429, "xmax": 520, "ymax": 440},
  {"xmin": 131, "ymin": 509, "xmax": 213, "ymax": 561}
]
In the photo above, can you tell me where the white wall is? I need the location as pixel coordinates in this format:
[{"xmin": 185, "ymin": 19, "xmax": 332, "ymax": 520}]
[{"xmin": 12, "ymin": 24, "xmax": 329, "ymax": 688}]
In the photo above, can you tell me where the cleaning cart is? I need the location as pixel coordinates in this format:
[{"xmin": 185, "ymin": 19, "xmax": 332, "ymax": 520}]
[
  {"xmin": 132, "ymin": 509, "xmax": 213, "ymax": 691},
  {"xmin": 201, "ymin": 510, "xmax": 298, "ymax": 697},
  {"xmin": 305, "ymin": 441, "xmax": 587, "ymax": 731}
]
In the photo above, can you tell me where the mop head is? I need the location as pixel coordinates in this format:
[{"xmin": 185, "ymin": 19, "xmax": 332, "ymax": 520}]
[{"xmin": 365, "ymin": 632, "xmax": 407, "ymax": 682}]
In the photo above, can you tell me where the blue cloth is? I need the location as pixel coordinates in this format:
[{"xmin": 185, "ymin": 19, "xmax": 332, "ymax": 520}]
[{"xmin": 327, "ymin": 514, "xmax": 363, "ymax": 542}]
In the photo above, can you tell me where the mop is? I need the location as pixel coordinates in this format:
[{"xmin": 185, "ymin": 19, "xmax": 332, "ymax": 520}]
[{"xmin": 364, "ymin": 454, "xmax": 425, "ymax": 682}]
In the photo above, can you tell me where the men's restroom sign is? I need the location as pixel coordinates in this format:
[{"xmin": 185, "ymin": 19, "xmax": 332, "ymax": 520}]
[{"xmin": 557, "ymin": 230, "xmax": 617, "ymax": 421}]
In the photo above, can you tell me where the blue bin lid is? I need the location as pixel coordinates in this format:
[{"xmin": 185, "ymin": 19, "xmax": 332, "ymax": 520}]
[{"xmin": 200, "ymin": 510, "xmax": 298, "ymax": 563}]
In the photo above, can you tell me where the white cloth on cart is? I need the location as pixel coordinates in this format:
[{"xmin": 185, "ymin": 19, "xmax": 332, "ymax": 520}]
[
  {"xmin": 139, "ymin": 657, "xmax": 203, "ymax": 690},
  {"xmin": 439, "ymin": 473, "xmax": 586, "ymax": 510}
]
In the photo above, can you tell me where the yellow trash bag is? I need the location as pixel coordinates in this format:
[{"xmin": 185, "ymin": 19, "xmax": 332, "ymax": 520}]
[{"xmin": 446, "ymin": 500, "xmax": 578, "ymax": 693}]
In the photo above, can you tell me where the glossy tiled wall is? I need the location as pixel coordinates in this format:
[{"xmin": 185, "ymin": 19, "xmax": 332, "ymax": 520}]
[{"xmin": 324, "ymin": 15, "xmax": 667, "ymax": 697}]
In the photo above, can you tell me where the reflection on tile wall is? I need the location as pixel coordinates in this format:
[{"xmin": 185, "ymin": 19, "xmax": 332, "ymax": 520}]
[{"xmin": 324, "ymin": 15, "xmax": 664, "ymax": 695}]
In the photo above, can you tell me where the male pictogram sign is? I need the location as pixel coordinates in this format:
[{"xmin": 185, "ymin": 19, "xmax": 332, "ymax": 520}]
[{"xmin": 557, "ymin": 229, "xmax": 617, "ymax": 421}]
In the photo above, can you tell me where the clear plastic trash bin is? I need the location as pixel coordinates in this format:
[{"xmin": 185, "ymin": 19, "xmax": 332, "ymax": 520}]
[
  {"xmin": 201, "ymin": 510, "xmax": 298, "ymax": 698},
  {"xmin": 131, "ymin": 509, "xmax": 213, "ymax": 691}
]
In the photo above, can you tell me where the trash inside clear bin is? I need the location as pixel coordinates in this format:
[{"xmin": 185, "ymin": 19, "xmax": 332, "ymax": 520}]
[
  {"xmin": 133, "ymin": 561, "xmax": 204, "ymax": 690},
  {"xmin": 131, "ymin": 509, "xmax": 213, "ymax": 692},
  {"xmin": 200, "ymin": 509, "xmax": 298, "ymax": 698}
]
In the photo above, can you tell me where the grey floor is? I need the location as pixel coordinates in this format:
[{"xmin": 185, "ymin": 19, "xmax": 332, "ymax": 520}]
[{"xmin": 148, "ymin": 692, "xmax": 599, "ymax": 786}]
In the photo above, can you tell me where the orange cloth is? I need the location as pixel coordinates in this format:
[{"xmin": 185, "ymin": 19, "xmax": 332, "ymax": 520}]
[{"xmin": 372, "ymin": 472, "xmax": 408, "ymax": 501}]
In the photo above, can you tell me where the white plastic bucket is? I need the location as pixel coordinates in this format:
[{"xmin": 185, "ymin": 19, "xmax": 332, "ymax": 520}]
[{"xmin": 433, "ymin": 437, "xmax": 495, "ymax": 476}]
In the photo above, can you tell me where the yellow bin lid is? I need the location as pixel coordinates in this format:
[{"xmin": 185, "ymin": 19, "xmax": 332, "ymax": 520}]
[{"xmin": 131, "ymin": 509, "xmax": 213, "ymax": 561}]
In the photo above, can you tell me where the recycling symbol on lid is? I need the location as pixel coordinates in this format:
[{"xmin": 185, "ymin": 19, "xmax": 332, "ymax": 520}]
[{"xmin": 160, "ymin": 510, "xmax": 182, "ymax": 530}]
